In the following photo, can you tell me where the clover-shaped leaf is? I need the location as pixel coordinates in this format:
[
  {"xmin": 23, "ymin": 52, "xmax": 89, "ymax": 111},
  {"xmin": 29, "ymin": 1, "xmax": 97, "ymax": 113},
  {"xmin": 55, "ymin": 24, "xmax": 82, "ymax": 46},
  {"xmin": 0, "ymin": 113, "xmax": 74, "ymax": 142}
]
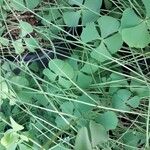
[
  {"xmin": 112, "ymin": 89, "xmax": 141, "ymax": 111},
  {"xmin": 121, "ymin": 8, "xmax": 150, "ymax": 48},
  {"xmin": 67, "ymin": 56, "xmax": 94, "ymax": 88},
  {"xmin": 43, "ymin": 59, "xmax": 74, "ymax": 89},
  {"xmin": 64, "ymin": 0, "xmax": 102, "ymax": 26},
  {"xmin": 81, "ymin": 16, "xmax": 123, "ymax": 62}
]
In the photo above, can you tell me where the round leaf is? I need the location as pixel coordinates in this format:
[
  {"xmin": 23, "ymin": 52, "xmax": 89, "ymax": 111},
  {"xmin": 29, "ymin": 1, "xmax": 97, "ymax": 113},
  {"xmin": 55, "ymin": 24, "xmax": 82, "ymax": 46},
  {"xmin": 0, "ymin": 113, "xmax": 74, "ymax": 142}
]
[
  {"xmin": 89, "ymin": 121, "xmax": 108, "ymax": 147},
  {"xmin": 19, "ymin": 21, "xmax": 33, "ymax": 37},
  {"xmin": 74, "ymin": 127, "xmax": 92, "ymax": 150},
  {"xmin": 96, "ymin": 111, "xmax": 118, "ymax": 131}
]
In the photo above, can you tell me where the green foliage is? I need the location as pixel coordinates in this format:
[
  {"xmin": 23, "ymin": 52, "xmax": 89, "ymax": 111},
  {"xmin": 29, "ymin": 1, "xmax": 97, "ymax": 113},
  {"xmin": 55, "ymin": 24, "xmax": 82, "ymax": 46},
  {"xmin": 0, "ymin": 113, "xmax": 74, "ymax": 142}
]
[
  {"xmin": 81, "ymin": 16, "xmax": 123, "ymax": 62},
  {"xmin": 75, "ymin": 121, "xmax": 108, "ymax": 150},
  {"xmin": 10, "ymin": 0, "xmax": 41, "ymax": 11},
  {"xmin": 120, "ymin": 8, "xmax": 150, "ymax": 48},
  {"xmin": 0, "ymin": 0, "xmax": 150, "ymax": 150},
  {"xmin": 112, "ymin": 89, "xmax": 141, "ymax": 111},
  {"xmin": 1, "ymin": 117, "xmax": 28, "ymax": 150},
  {"xmin": 43, "ymin": 59, "xmax": 74, "ymax": 88},
  {"xmin": 64, "ymin": 0, "xmax": 102, "ymax": 26}
]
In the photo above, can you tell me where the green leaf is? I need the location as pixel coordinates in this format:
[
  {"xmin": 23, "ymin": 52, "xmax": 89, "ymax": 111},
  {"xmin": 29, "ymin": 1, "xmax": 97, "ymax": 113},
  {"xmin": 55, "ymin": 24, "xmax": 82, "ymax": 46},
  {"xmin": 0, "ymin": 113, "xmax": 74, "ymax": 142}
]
[
  {"xmin": 108, "ymin": 72, "xmax": 128, "ymax": 94},
  {"xmin": 126, "ymin": 96, "xmax": 141, "ymax": 108},
  {"xmin": 121, "ymin": 8, "xmax": 142, "ymax": 29},
  {"xmin": 25, "ymin": 0, "xmax": 41, "ymax": 10},
  {"xmin": 12, "ymin": 39, "xmax": 24, "ymax": 54},
  {"xmin": 112, "ymin": 89, "xmax": 140, "ymax": 111},
  {"xmin": 76, "ymin": 71, "xmax": 92, "ymax": 88},
  {"xmin": 1, "ymin": 129, "xmax": 19, "ymax": 149},
  {"xmin": 142, "ymin": 0, "xmax": 150, "ymax": 17},
  {"xmin": 68, "ymin": 0, "xmax": 102, "ymax": 25},
  {"xmin": 68, "ymin": 0, "xmax": 83, "ymax": 5},
  {"xmin": 89, "ymin": 121, "xmax": 108, "ymax": 147},
  {"xmin": 0, "ymin": 37, "xmax": 9, "ymax": 46},
  {"xmin": 82, "ymin": 0, "xmax": 102, "ymax": 25},
  {"xmin": 0, "ymin": 80, "xmax": 9, "ymax": 100},
  {"xmin": 43, "ymin": 59, "xmax": 74, "ymax": 88},
  {"xmin": 74, "ymin": 94, "xmax": 95, "ymax": 114},
  {"xmin": 24, "ymin": 37, "xmax": 39, "ymax": 52},
  {"xmin": 81, "ymin": 22, "xmax": 99, "ymax": 43},
  {"xmin": 96, "ymin": 111, "xmax": 118, "ymax": 131},
  {"xmin": 80, "ymin": 60, "xmax": 99, "ymax": 74},
  {"xmin": 130, "ymin": 79, "xmax": 149, "ymax": 97},
  {"xmin": 19, "ymin": 21, "xmax": 33, "ymax": 37},
  {"xmin": 98, "ymin": 16, "xmax": 120, "ymax": 38},
  {"xmin": 55, "ymin": 116, "xmax": 71, "ymax": 129},
  {"xmin": 60, "ymin": 102, "xmax": 74, "ymax": 114},
  {"xmin": 48, "ymin": 59, "xmax": 74, "ymax": 79},
  {"xmin": 122, "ymin": 22, "xmax": 150, "ymax": 48},
  {"xmin": 104, "ymin": 33, "xmax": 123, "ymax": 54},
  {"xmin": 122, "ymin": 131, "xmax": 145, "ymax": 149},
  {"xmin": 112, "ymin": 89, "xmax": 131, "ymax": 111},
  {"xmin": 41, "ymin": 9, "xmax": 62, "ymax": 25},
  {"xmin": 10, "ymin": 117, "xmax": 24, "ymax": 132},
  {"xmin": 74, "ymin": 127, "xmax": 92, "ymax": 150},
  {"xmin": 10, "ymin": 0, "xmax": 40, "ymax": 11},
  {"xmin": 63, "ymin": 11, "xmax": 80, "ymax": 27},
  {"xmin": 90, "ymin": 42, "xmax": 112, "ymax": 63},
  {"xmin": 11, "ymin": 76, "xmax": 29, "ymax": 88},
  {"xmin": 10, "ymin": 0, "xmax": 25, "ymax": 11}
]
